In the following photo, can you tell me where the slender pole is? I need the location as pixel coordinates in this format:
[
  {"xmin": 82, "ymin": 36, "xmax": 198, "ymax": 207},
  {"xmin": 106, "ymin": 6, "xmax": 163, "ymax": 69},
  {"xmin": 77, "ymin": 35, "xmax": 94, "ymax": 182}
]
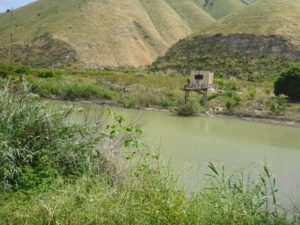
[
  {"xmin": 201, "ymin": 89, "xmax": 208, "ymax": 106},
  {"xmin": 10, "ymin": 8, "xmax": 13, "ymax": 65}
]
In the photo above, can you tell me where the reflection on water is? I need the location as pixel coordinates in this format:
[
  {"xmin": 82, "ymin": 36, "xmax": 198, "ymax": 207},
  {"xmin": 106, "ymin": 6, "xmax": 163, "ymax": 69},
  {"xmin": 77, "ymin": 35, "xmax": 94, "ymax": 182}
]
[{"xmin": 52, "ymin": 100, "xmax": 300, "ymax": 205}]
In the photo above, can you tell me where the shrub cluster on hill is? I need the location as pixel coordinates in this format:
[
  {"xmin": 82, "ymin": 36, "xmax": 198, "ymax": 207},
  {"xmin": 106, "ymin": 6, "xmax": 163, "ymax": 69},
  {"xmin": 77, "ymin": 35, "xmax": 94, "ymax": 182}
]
[{"xmin": 274, "ymin": 67, "xmax": 300, "ymax": 101}]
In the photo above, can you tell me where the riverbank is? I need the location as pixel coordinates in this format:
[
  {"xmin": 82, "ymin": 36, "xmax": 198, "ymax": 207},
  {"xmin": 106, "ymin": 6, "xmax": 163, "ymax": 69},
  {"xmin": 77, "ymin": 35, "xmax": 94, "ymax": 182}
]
[
  {"xmin": 56, "ymin": 98, "xmax": 300, "ymax": 128},
  {"xmin": 2, "ymin": 67, "xmax": 300, "ymax": 127},
  {"xmin": 221, "ymin": 110, "xmax": 300, "ymax": 128}
]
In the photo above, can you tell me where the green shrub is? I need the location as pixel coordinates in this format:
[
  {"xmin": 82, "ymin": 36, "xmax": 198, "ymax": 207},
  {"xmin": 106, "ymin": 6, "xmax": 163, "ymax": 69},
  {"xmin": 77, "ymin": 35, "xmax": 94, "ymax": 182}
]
[
  {"xmin": 0, "ymin": 82, "xmax": 106, "ymax": 190},
  {"xmin": 13, "ymin": 65, "xmax": 31, "ymax": 75},
  {"xmin": 225, "ymin": 79, "xmax": 239, "ymax": 91},
  {"xmin": 29, "ymin": 78, "xmax": 118, "ymax": 101},
  {"xmin": 36, "ymin": 69, "xmax": 64, "ymax": 78},
  {"xmin": 176, "ymin": 99, "xmax": 200, "ymax": 116},
  {"xmin": 224, "ymin": 90, "xmax": 241, "ymax": 111},
  {"xmin": 274, "ymin": 67, "xmax": 300, "ymax": 101},
  {"xmin": 214, "ymin": 78, "xmax": 225, "ymax": 89},
  {"xmin": 225, "ymin": 95, "xmax": 241, "ymax": 111},
  {"xmin": 162, "ymin": 90, "xmax": 183, "ymax": 109},
  {"xmin": 224, "ymin": 90, "xmax": 238, "ymax": 98},
  {"xmin": 265, "ymin": 88, "xmax": 272, "ymax": 95},
  {"xmin": 0, "ymin": 64, "xmax": 31, "ymax": 77},
  {"xmin": 0, "ymin": 64, "xmax": 11, "ymax": 77},
  {"xmin": 267, "ymin": 95, "xmax": 288, "ymax": 115},
  {"xmin": 123, "ymin": 94, "xmax": 140, "ymax": 108},
  {"xmin": 64, "ymin": 83, "xmax": 116, "ymax": 100},
  {"xmin": 247, "ymin": 72, "xmax": 264, "ymax": 82},
  {"xmin": 247, "ymin": 87, "xmax": 257, "ymax": 100}
]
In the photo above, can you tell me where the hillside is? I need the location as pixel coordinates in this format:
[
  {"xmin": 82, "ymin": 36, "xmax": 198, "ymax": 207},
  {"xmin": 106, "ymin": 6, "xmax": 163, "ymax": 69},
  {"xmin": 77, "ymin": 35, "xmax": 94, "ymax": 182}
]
[
  {"xmin": 0, "ymin": 0, "xmax": 216, "ymax": 68},
  {"xmin": 193, "ymin": 0, "xmax": 249, "ymax": 19},
  {"xmin": 153, "ymin": 0, "xmax": 300, "ymax": 79},
  {"xmin": 204, "ymin": 0, "xmax": 300, "ymax": 48}
]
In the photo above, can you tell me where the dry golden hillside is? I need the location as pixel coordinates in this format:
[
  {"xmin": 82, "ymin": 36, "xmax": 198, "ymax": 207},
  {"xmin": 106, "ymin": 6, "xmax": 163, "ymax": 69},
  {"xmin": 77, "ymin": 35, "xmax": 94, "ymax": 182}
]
[
  {"xmin": 203, "ymin": 0, "xmax": 300, "ymax": 49},
  {"xmin": 0, "ymin": 0, "xmax": 216, "ymax": 67},
  {"xmin": 153, "ymin": 0, "xmax": 300, "ymax": 78}
]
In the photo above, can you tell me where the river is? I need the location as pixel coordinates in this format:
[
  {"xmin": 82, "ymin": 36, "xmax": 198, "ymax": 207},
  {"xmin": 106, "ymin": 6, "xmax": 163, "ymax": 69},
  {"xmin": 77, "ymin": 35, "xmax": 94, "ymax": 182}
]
[{"xmin": 56, "ymin": 101, "xmax": 300, "ymax": 205}]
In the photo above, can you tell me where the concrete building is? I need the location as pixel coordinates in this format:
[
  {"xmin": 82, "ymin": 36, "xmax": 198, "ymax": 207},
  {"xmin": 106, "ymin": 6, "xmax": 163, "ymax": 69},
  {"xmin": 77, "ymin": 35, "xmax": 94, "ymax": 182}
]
[{"xmin": 188, "ymin": 71, "xmax": 214, "ymax": 91}]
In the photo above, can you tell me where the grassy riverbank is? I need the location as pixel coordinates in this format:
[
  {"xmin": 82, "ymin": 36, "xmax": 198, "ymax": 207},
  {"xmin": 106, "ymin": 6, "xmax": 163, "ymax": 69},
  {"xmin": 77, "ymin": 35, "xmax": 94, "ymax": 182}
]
[
  {"xmin": 1, "ymin": 65, "xmax": 300, "ymax": 125},
  {"xmin": 0, "ymin": 82, "xmax": 299, "ymax": 225}
]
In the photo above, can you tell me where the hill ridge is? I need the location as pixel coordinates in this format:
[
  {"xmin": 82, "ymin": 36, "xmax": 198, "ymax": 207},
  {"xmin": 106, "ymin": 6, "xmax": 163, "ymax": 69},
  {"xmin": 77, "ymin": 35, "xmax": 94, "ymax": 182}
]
[
  {"xmin": 202, "ymin": 0, "xmax": 300, "ymax": 48},
  {"xmin": 153, "ymin": 0, "xmax": 300, "ymax": 78},
  {"xmin": 0, "ymin": 0, "xmax": 217, "ymax": 67}
]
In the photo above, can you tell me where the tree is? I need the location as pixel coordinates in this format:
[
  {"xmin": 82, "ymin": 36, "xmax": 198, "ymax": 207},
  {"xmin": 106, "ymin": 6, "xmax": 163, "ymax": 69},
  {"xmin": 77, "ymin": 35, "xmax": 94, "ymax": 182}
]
[{"xmin": 274, "ymin": 67, "xmax": 300, "ymax": 101}]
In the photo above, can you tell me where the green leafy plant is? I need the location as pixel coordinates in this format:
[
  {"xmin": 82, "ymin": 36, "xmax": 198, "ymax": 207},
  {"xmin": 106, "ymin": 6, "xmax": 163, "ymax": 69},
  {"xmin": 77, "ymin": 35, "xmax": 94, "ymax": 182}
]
[
  {"xmin": 36, "ymin": 69, "xmax": 64, "ymax": 78},
  {"xmin": 0, "ymin": 81, "xmax": 106, "ymax": 190},
  {"xmin": 106, "ymin": 114, "xmax": 143, "ymax": 149},
  {"xmin": 0, "ymin": 64, "xmax": 31, "ymax": 77},
  {"xmin": 196, "ymin": 162, "xmax": 284, "ymax": 225},
  {"xmin": 248, "ymin": 87, "xmax": 257, "ymax": 100},
  {"xmin": 267, "ymin": 95, "xmax": 288, "ymax": 115},
  {"xmin": 176, "ymin": 98, "xmax": 201, "ymax": 116},
  {"xmin": 224, "ymin": 91, "xmax": 241, "ymax": 111},
  {"xmin": 225, "ymin": 79, "xmax": 239, "ymax": 91}
]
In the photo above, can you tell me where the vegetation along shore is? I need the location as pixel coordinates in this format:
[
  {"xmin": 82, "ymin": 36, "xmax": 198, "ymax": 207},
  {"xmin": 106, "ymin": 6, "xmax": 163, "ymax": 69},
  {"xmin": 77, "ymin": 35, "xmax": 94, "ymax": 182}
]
[{"xmin": 1, "ymin": 64, "xmax": 300, "ymax": 127}]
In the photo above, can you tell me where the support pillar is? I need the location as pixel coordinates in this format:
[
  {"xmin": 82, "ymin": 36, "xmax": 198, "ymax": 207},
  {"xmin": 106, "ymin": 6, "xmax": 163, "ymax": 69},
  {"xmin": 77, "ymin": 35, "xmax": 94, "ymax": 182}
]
[{"xmin": 201, "ymin": 89, "xmax": 208, "ymax": 106}]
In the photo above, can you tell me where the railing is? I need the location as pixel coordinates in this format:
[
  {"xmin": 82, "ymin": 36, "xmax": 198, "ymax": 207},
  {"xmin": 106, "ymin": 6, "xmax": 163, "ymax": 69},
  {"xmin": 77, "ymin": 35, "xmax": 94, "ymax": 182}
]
[{"xmin": 183, "ymin": 83, "xmax": 213, "ymax": 90}]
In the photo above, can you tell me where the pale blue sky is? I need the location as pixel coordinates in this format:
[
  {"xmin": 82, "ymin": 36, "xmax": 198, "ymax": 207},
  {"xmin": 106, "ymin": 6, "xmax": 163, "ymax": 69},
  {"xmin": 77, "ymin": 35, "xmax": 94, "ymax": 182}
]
[{"xmin": 0, "ymin": 0, "xmax": 37, "ymax": 13}]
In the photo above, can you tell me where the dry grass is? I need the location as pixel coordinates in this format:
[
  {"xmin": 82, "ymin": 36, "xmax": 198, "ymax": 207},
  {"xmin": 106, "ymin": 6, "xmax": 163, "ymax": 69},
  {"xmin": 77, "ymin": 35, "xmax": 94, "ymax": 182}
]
[
  {"xmin": 202, "ymin": 0, "xmax": 300, "ymax": 49},
  {"xmin": 0, "ymin": 0, "xmax": 216, "ymax": 68},
  {"xmin": 192, "ymin": 0, "xmax": 248, "ymax": 19}
]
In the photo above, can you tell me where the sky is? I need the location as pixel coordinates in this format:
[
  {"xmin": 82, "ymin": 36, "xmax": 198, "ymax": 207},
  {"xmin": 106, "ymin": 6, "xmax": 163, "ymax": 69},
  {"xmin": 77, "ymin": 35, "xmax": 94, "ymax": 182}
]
[{"xmin": 0, "ymin": 0, "xmax": 37, "ymax": 13}]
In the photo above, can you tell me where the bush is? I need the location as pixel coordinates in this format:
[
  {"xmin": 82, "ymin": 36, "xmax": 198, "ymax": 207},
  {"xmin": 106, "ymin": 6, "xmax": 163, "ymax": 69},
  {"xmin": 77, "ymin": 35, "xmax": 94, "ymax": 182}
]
[
  {"xmin": 274, "ymin": 67, "xmax": 300, "ymax": 101},
  {"xmin": 224, "ymin": 91, "xmax": 241, "ymax": 111},
  {"xmin": 0, "ymin": 82, "xmax": 106, "ymax": 190},
  {"xmin": 225, "ymin": 97, "xmax": 239, "ymax": 111},
  {"xmin": 225, "ymin": 79, "xmax": 239, "ymax": 91},
  {"xmin": 267, "ymin": 95, "xmax": 288, "ymax": 115},
  {"xmin": 247, "ymin": 72, "xmax": 264, "ymax": 82},
  {"xmin": 0, "ymin": 64, "xmax": 31, "ymax": 77},
  {"xmin": 123, "ymin": 94, "xmax": 140, "ymax": 108},
  {"xmin": 36, "ymin": 69, "xmax": 64, "ymax": 78},
  {"xmin": 214, "ymin": 78, "xmax": 225, "ymax": 89},
  {"xmin": 247, "ymin": 87, "xmax": 257, "ymax": 100},
  {"xmin": 64, "ymin": 83, "xmax": 116, "ymax": 100},
  {"xmin": 224, "ymin": 90, "xmax": 238, "ymax": 98},
  {"xmin": 176, "ymin": 99, "xmax": 200, "ymax": 116},
  {"xmin": 13, "ymin": 65, "xmax": 31, "ymax": 75},
  {"xmin": 29, "ymin": 78, "xmax": 118, "ymax": 101}
]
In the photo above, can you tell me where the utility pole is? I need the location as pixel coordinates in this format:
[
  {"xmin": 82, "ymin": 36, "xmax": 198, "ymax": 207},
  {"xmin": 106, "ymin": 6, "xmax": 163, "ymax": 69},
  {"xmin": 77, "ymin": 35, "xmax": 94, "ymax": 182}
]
[{"xmin": 10, "ymin": 7, "xmax": 13, "ymax": 65}]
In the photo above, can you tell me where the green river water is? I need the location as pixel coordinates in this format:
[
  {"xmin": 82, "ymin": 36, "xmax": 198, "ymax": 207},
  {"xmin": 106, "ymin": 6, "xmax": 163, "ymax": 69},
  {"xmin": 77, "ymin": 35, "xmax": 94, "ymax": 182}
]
[{"xmin": 57, "ymin": 101, "xmax": 300, "ymax": 205}]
